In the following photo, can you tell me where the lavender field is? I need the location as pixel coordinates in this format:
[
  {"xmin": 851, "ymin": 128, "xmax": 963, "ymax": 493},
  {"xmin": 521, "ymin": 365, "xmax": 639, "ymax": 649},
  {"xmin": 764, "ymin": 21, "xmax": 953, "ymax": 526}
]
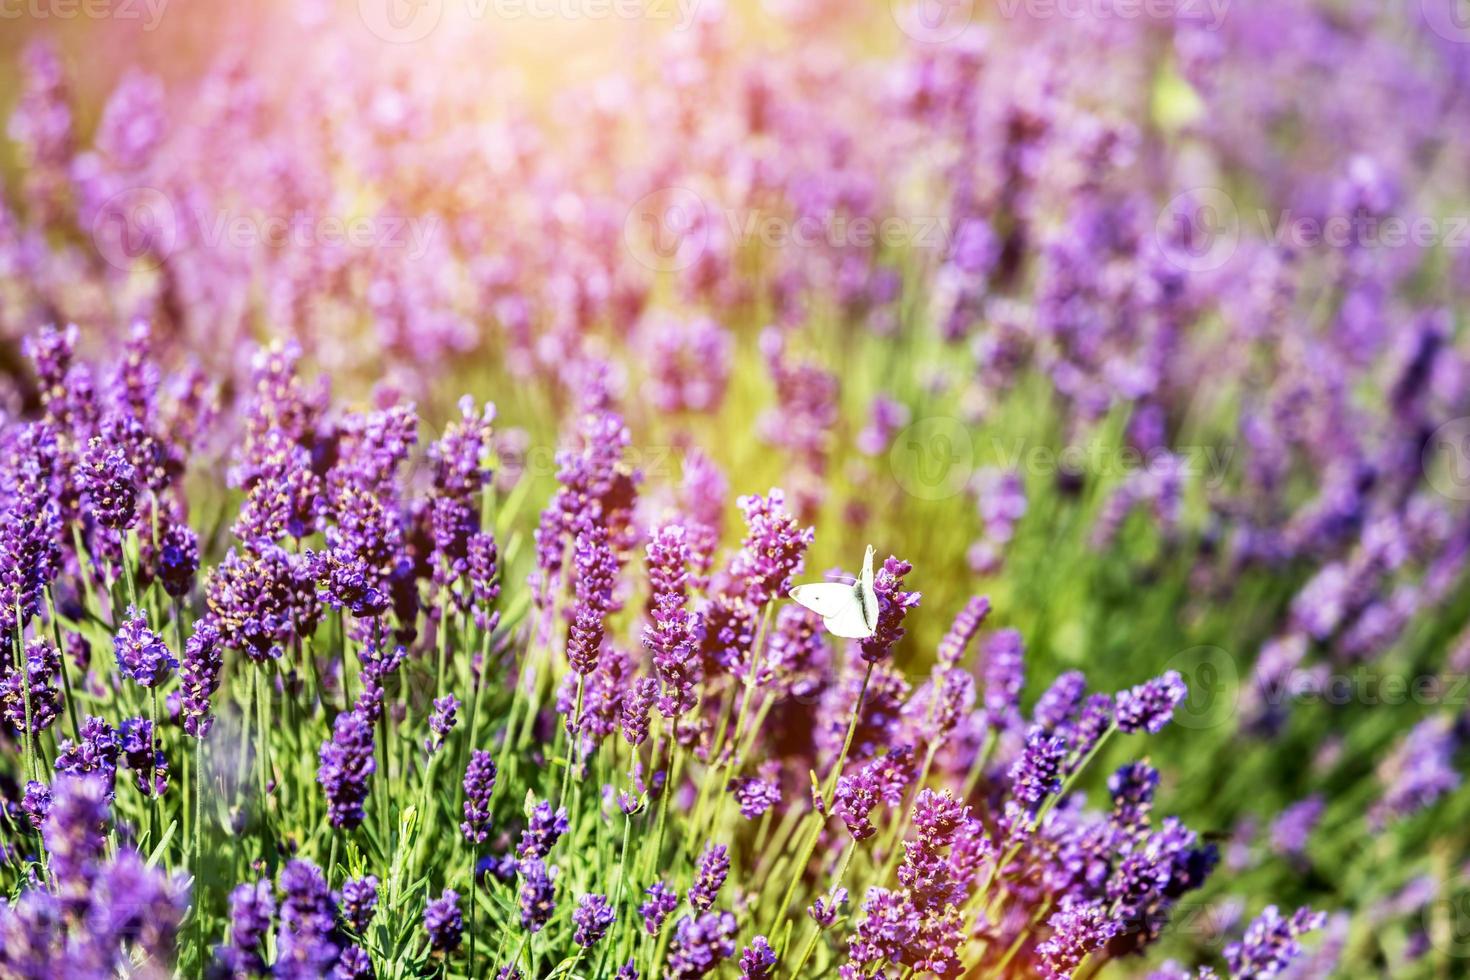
[{"xmin": 1, "ymin": 1, "xmax": 1468, "ymax": 977}]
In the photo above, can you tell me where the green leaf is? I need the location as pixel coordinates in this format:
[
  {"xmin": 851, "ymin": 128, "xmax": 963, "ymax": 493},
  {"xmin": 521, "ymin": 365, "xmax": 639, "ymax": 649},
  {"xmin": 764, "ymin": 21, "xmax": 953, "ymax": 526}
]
[{"xmin": 146, "ymin": 821, "xmax": 177, "ymax": 868}]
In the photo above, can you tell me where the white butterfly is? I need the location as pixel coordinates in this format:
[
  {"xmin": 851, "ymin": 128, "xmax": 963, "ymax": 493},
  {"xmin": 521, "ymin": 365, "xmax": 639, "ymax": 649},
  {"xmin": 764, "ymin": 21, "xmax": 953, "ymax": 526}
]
[{"xmin": 788, "ymin": 545, "xmax": 878, "ymax": 639}]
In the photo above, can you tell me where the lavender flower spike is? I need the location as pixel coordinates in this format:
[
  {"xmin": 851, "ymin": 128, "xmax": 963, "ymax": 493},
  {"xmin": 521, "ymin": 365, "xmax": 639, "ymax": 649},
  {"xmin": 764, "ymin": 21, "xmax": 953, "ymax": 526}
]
[
  {"xmin": 1224, "ymin": 905, "xmax": 1327, "ymax": 978},
  {"xmin": 461, "ymin": 749, "xmax": 497, "ymax": 844},
  {"xmin": 114, "ymin": 606, "xmax": 177, "ymax": 688},
  {"xmin": 317, "ymin": 709, "xmax": 376, "ymax": 829},
  {"xmin": 1115, "ymin": 670, "xmax": 1188, "ymax": 734},
  {"xmin": 640, "ymin": 881, "xmax": 678, "ymax": 935},
  {"xmin": 689, "ymin": 843, "xmax": 730, "ymax": 911},
  {"xmin": 426, "ymin": 694, "xmax": 459, "ymax": 753},
  {"xmin": 424, "ymin": 889, "xmax": 463, "ymax": 951},
  {"xmin": 573, "ymin": 893, "xmax": 615, "ymax": 947},
  {"xmin": 739, "ymin": 936, "xmax": 777, "ymax": 979}
]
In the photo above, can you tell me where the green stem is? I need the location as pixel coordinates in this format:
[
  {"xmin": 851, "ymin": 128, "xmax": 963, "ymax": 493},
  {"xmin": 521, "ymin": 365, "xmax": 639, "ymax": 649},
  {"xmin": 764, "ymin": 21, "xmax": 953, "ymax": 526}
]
[
  {"xmin": 254, "ymin": 668, "xmax": 272, "ymax": 844},
  {"xmin": 123, "ymin": 529, "xmax": 141, "ymax": 612},
  {"xmin": 15, "ymin": 605, "xmax": 38, "ymax": 783},
  {"xmin": 193, "ymin": 736, "xmax": 205, "ymax": 860},
  {"xmin": 457, "ymin": 612, "xmax": 487, "ymax": 813},
  {"xmin": 960, "ymin": 727, "xmax": 997, "ymax": 800},
  {"xmin": 770, "ymin": 662, "xmax": 874, "ymax": 953},
  {"xmin": 560, "ymin": 676, "xmax": 585, "ymax": 807},
  {"xmin": 790, "ymin": 837, "xmax": 856, "ymax": 978},
  {"xmin": 45, "ymin": 589, "xmax": 81, "ymax": 743},
  {"xmin": 149, "ymin": 685, "xmax": 162, "ymax": 845},
  {"xmin": 469, "ymin": 842, "xmax": 481, "ymax": 974}
]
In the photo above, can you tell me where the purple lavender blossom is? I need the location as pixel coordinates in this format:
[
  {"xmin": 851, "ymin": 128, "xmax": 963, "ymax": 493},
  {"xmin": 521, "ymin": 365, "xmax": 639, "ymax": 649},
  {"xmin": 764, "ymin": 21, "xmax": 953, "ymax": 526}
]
[
  {"xmin": 426, "ymin": 695, "xmax": 459, "ymax": 753},
  {"xmin": 729, "ymin": 773, "xmax": 781, "ymax": 819},
  {"xmin": 1109, "ymin": 762, "xmax": 1160, "ymax": 837},
  {"xmin": 23, "ymin": 325, "xmax": 76, "ymax": 414},
  {"xmin": 206, "ymin": 543, "xmax": 310, "ymax": 662},
  {"xmin": 21, "ymin": 780, "xmax": 51, "ymax": 829},
  {"xmin": 808, "ymin": 888, "xmax": 848, "ymax": 928},
  {"xmin": 220, "ymin": 879, "xmax": 276, "ymax": 976},
  {"xmin": 1008, "ymin": 727, "xmax": 1067, "ymax": 811},
  {"xmin": 859, "ymin": 555, "xmax": 921, "ymax": 664},
  {"xmin": 461, "ymin": 749, "xmax": 498, "ymax": 844},
  {"xmin": 1270, "ymin": 796, "xmax": 1324, "ymax": 857},
  {"xmin": 54, "ymin": 715, "xmax": 122, "ymax": 789},
  {"xmin": 467, "ymin": 532, "xmax": 502, "ymax": 631},
  {"xmin": 1037, "ymin": 898, "xmax": 1121, "ymax": 980},
  {"xmin": 831, "ymin": 767, "xmax": 883, "ymax": 841},
  {"xmin": 318, "ymin": 709, "xmax": 376, "ymax": 829},
  {"xmin": 155, "ymin": 518, "xmax": 200, "ymax": 598},
  {"xmin": 310, "ymin": 548, "xmax": 389, "ymax": 619},
  {"xmin": 689, "ymin": 843, "xmax": 730, "ymax": 911},
  {"xmin": 42, "ymin": 774, "xmax": 109, "ymax": 911},
  {"xmin": 336, "ymin": 945, "xmax": 373, "ymax": 980},
  {"xmin": 621, "ymin": 676, "xmax": 657, "ymax": 747},
  {"xmin": 518, "ymin": 857, "xmax": 556, "ymax": 933},
  {"xmin": 118, "ymin": 716, "xmax": 168, "ymax": 796},
  {"xmin": 0, "ymin": 639, "xmax": 62, "ymax": 735},
  {"xmin": 430, "ymin": 396, "xmax": 495, "ymax": 497},
  {"xmin": 572, "ymin": 893, "xmax": 616, "ymax": 947},
  {"xmin": 424, "ymin": 889, "xmax": 463, "ymax": 952},
  {"xmin": 907, "ymin": 668, "xmax": 975, "ymax": 745},
  {"xmin": 640, "ymin": 881, "xmax": 678, "ymax": 935},
  {"xmin": 856, "ymin": 394, "xmax": 910, "ymax": 456},
  {"xmin": 78, "ymin": 436, "xmax": 137, "ymax": 529},
  {"xmin": 1034, "ymin": 670, "xmax": 1088, "ymax": 731},
  {"xmin": 645, "ymin": 315, "xmax": 732, "ymax": 414},
  {"xmin": 567, "ymin": 521, "xmax": 617, "ymax": 676},
  {"xmin": 1370, "ymin": 715, "xmax": 1460, "ymax": 826},
  {"xmin": 340, "ymin": 876, "xmax": 379, "ymax": 934},
  {"xmin": 0, "ymin": 482, "xmax": 63, "ymax": 623},
  {"xmin": 666, "ymin": 910, "xmax": 738, "ymax": 980},
  {"xmin": 1224, "ymin": 906, "xmax": 1327, "ymax": 978},
  {"xmin": 738, "ymin": 936, "xmax": 777, "ymax": 979},
  {"xmin": 518, "ymin": 801, "xmax": 569, "ymax": 859},
  {"xmin": 831, "ymin": 746, "xmax": 913, "ymax": 840},
  {"xmin": 1115, "ymin": 671, "xmax": 1187, "ymax": 734},
  {"xmin": 114, "ymin": 607, "xmax": 177, "ymax": 687},
  {"xmin": 1065, "ymin": 693, "xmax": 1115, "ymax": 768},
  {"xmin": 643, "ymin": 523, "xmax": 702, "ymax": 717},
  {"xmin": 179, "ymin": 620, "xmax": 224, "ymax": 738},
  {"xmin": 843, "ymin": 889, "xmax": 919, "ymax": 975},
  {"xmin": 730, "ymin": 490, "xmax": 813, "ymax": 607},
  {"xmin": 982, "ymin": 628, "xmax": 1025, "ymax": 731},
  {"xmin": 277, "ymin": 860, "xmax": 340, "ymax": 977},
  {"xmin": 936, "ymin": 595, "xmax": 990, "ymax": 669}
]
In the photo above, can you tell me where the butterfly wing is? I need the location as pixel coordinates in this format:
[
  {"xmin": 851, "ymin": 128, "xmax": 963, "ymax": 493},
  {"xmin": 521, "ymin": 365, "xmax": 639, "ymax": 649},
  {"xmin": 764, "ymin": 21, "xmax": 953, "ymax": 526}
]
[
  {"xmin": 789, "ymin": 583, "xmax": 859, "ymax": 618},
  {"xmin": 857, "ymin": 546, "xmax": 878, "ymax": 634},
  {"xmin": 822, "ymin": 599, "xmax": 877, "ymax": 639},
  {"xmin": 790, "ymin": 582, "xmax": 876, "ymax": 639}
]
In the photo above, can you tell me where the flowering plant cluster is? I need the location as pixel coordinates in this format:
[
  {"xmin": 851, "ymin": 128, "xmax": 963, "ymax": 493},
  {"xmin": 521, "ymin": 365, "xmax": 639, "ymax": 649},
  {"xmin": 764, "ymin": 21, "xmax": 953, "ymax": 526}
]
[
  {"xmin": 3, "ymin": 1, "xmax": 1470, "ymax": 977},
  {"xmin": 0, "ymin": 327, "xmax": 1314, "ymax": 978}
]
